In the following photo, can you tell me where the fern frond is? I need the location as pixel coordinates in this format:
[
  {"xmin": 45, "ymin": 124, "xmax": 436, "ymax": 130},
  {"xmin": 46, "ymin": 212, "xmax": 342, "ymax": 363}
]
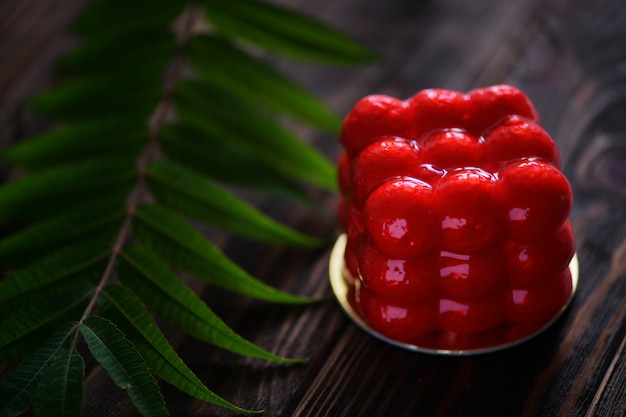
[
  {"xmin": 132, "ymin": 204, "xmax": 316, "ymax": 303},
  {"xmin": 31, "ymin": 71, "xmax": 161, "ymax": 122},
  {"xmin": 57, "ymin": 26, "xmax": 176, "ymax": 77},
  {"xmin": 187, "ymin": 34, "xmax": 341, "ymax": 132},
  {"xmin": 158, "ymin": 123, "xmax": 317, "ymax": 205},
  {"xmin": 0, "ymin": 0, "xmax": 372, "ymax": 414},
  {"xmin": 0, "ymin": 289, "xmax": 91, "ymax": 365},
  {"xmin": 98, "ymin": 283, "xmax": 262, "ymax": 413},
  {"xmin": 79, "ymin": 317, "xmax": 169, "ymax": 417},
  {"xmin": 0, "ymin": 240, "xmax": 109, "ymax": 317},
  {"xmin": 174, "ymin": 79, "xmax": 337, "ymax": 190},
  {"xmin": 117, "ymin": 245, "xmax": 304, "ymax": 363},
  {"xmin": 0, "ymin": 156, "xmax": 135, "ymax": 221},
  {"xmin": 0, "ymin": 202, "xmax": 123, "ymax": 269},
  {"xmin": 146, "ymin": 161, "xmax": 321, "ymax": 246},
  {"xmin": 2, "ymin": 117, "xmax": 148, "ymax": 169},
  {"xmin": 33, "ymin": 348, "xmax": 84, "ymax": 417},
  {"xmin": 201, "ymin": 0, "xmax": 376, "ymax": 64},
  {"xmin": 0, "ymin": 322, "xmax": 76, "ymax": 417}
]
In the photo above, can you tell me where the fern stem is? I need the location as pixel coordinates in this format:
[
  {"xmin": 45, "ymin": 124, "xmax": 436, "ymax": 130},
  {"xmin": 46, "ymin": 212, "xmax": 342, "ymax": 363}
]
[{"xmin": 79, "ymin": 1, "xmax": 200, "ymax": 322}]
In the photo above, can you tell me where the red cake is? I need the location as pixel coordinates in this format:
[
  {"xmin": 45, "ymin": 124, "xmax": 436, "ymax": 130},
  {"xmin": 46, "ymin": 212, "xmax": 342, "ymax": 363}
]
[{"xmin": 336, "ymin": 85, "xmax": 575, "ymax": 350}]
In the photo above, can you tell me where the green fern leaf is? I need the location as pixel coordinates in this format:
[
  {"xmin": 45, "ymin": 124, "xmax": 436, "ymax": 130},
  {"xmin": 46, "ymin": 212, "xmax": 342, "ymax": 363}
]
[
  {"xmin": 132, "ymin": 204, "xmax": 315, "ymax": 303},
  {"xmin": 174, "ymin": 79, "xmax": 336, "ymax": 191},
  {"xmin": 57, "ymin": 26, "xmax": 175, "ymax": 77},
  {"xmin": 0, "ymin": 0, "xmax": 371, "ymax": 414},
  {"xmin": 117, "ymin": 245, "xmax": 302, "ymax": 363},
  {"xmin": 31, "ymin": 71, "xmax": 161, "ymax": 122},
  {"xmin": 0, "ymin": 240, "xmax": 109, "ymax": 318},
  {"xmin": 158, "ymin": 123, "xmax": 316, "ymax": 205},
  {"xmin": 79, "ymin": 317, "xmax": 168, "ymax": 417},
  {"xmin": 0, "ymin": 322, "xmax": 76, "ymax": 417},
  {"xmin": 0, "ymin": 156, "xmax": 135, "ymax": 221},
  {"xmin": 187, "ymin": 34, "xmax": 341, "ymax": 132},
  {"xmin": 146, "ymin": 160, "xmax": 320, "ymax": 246},
  {"xmin": 98, "ymin": 283, "xmax": 262, "ymax": 414},
  {"xmin": 71, "ymin": 0, "xmax": 186, "ymax": 36},
  {"xmin": 33, "ymin": 348, "xmax": 84, "ymax": 417},
  {"xmin": 0, "ymin": 202, "xmax": 123, "ymax": 269},
  {"xmin": 201, "ymin": 0, "xmax": 376, "ymax": 64},
  {"xmin": 0, "ymin": 288, "xmax": 90, "ymax": 366},
  {"xmin": 2, "ymin": 117, "xmax": 148, "ymax": 170}
]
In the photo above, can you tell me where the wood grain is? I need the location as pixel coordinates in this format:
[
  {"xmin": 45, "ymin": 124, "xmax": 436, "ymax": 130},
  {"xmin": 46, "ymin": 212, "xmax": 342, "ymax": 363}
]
[{"xmin": 2, "ymin": 0, "xmax": 626, "ymax": 416}]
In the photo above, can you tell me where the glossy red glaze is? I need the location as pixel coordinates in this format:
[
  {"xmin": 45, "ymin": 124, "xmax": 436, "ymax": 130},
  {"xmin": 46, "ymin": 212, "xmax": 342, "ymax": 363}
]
[
  {"xmin": 506, "ymin": 268, "xmax": 573, "ymax": 323},
  {"xmin": 500, "ymin": 159, "xmax": 573, "ymax": 241},
  {"xmin": 438, "ymin": 292, "xmax": 505, "ymax": 335},
  {"xmin": 439, "ymin": 247, "xmax": 508, "ymax": 300},
  {"xmin": 337, "ymin": 196, "xmax": 364, "ymax": 238},
  {"xmin": 363, "ymin": 177, "xmax": 439, "ymax": 258},
  {"xmin": 337, "ymin": 151, "xmax": 352, "ymax": 195},
  {"xmin": 340, "ymin": 95, "xmax": 414, "ymax": 157},
  {"xmin": 352, "ymin": 137, "xmax": 423, "ymax": 207},
  {"xmin": 408, "ymin": 89, "xmax": 472, "ymax": 137},
  {"xmin": 465, "ymin": 84, "xmax": 540, "ymax": 134},
  {"xmin": 419, "ymin": 129, "xmax": 485, "ymax": 170},
  {"xmin": 434, "ymin": 168, "xmax": 504, "ymax": 252},
  {"xmin": 339, "ymin": 85, "xmax": 575, "ymax": 343},
  {"xmin": 484, "ymin": 115, "xmax": 560, "ymax": 170},
  {"xmin": 506, "ymin": 220, "xmax": 575, "ymax": 289},
  {"xmin": 413, "ymin": 163, "xmax": 446, "ymax": 185},
  {"xmin": 340, "ymin": 196, "xmax": 364, "ymax": 279},
  {"xmin": 337, "ymin": 197, "xmax": 349, "ymax": 233},
  {"xmin": 358, "ymin": 240, "xmax": 440, "ymax": 303},
  {"xmin": 358, "ymin": 285, "xmax": 439, "ymax": 342}
]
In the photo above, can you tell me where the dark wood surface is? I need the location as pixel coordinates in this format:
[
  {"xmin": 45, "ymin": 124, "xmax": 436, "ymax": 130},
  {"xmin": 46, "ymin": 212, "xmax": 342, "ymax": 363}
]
[{"xmin": 2, "ymin": 0, "xmax": 626, "ymax": 416}]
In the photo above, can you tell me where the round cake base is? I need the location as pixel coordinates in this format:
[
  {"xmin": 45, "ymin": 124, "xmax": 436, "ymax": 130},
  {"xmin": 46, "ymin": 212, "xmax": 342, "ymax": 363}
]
[{"xmin": 329, "ymin": 233, "xmax": 579, "ymax": 355}]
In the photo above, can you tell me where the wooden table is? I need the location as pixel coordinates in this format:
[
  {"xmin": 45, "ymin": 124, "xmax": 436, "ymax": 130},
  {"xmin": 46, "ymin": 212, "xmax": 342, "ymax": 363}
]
[{"xmin": 2, "ymin": 0, "xmax": 626, "ymax": 415}]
